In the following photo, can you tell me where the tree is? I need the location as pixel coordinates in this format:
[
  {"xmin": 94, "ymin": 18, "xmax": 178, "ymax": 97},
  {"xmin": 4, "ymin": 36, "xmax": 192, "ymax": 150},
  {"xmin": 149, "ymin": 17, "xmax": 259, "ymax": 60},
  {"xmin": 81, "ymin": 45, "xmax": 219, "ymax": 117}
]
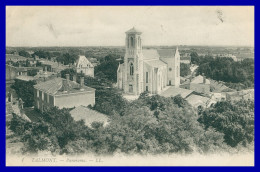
[
  {"xmin": 180, "ymin": 63, "xmax": 191, "ymax": 77},
  {"xmin": 190, "ymin": 52, "xmax": 199, "ymax": 64},
  {"xmin": 94, "ymin": 54, "xmax": 123, "ymax": 83},
  {"xmin": 11, "ymin": 79, "xmax": 37, "ymax": 107},
  {"xmin": 19, "ymin": 50, "xmax": 31, "ymax": 58},
  {"xmin": 27, "ymin": 69, "xmax": 39, "ymax": 76},
  {"xmin": 33, "ymin": 50, "xmax": 51, "ymax": 60},
  {"xmin": 198, "ymin": 100, "xmax": 254, "ymax": 147}
]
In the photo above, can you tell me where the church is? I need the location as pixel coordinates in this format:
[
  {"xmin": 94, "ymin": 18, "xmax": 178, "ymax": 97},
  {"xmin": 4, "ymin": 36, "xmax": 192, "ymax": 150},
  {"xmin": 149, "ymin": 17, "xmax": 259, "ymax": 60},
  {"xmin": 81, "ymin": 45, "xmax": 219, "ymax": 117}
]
[{"xmin": 117, "ymin": 27, "xmax": 180, "ymax": 95}]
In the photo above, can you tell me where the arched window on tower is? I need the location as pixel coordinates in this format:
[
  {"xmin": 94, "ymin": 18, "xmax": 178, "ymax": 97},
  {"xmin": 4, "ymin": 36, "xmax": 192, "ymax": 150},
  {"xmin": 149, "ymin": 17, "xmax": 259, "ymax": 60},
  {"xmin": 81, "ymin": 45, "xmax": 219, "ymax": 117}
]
[
  {"xmin": 138, "ymin": 37, "xmax": 141, "ymax": 48},
  {"xmin": 130, "ymin": 37, "xmax": 134, "ymax": 47},
  {"xmin": 130, "ymin": 63, "xmax": 134, "ymax": 75}
]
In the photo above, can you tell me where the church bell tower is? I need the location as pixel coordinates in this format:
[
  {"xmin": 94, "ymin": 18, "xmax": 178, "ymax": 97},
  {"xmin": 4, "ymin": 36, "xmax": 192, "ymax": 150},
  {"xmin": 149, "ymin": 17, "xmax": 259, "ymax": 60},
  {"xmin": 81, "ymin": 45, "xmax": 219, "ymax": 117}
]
[{"xmin": 124, "ymin": 27, "xmax": 144, "ymax": 95}]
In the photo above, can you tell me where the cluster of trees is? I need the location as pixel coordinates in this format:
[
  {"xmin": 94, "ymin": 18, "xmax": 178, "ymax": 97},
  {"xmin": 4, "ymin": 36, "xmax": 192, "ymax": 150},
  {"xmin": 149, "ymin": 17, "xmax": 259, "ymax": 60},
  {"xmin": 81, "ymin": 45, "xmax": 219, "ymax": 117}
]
[
  {"xmin": 198, "ymin": 100, "xmax": 254, "ymax": 147},
  {"xmin": 32, "ymin": 50, "xmax": 52, "ymax": 60},
  {"xmin": 11, "ymin": 79, "xmax": 37, "ymax": 107},
  {"xmin": 95, "ymin": 54, "xmax": 123, "ymax": 83},
  {"xmin": 18, "ymin": 50, "xmax": 31, "ymax": 58},
  {"xmin": 180, "ymin": 63, "xmax": 191, "ymax": 77},
  {"xmin": 190, "ymin": 52, "xmax": 254, "ymax": 89},
  {"xmin": 56, "ymin": 53, "xmax": 78, "ymax": 65},
  {"xmin": 9, "ymin": 89, "xmax": 254, "ymax": 155}
]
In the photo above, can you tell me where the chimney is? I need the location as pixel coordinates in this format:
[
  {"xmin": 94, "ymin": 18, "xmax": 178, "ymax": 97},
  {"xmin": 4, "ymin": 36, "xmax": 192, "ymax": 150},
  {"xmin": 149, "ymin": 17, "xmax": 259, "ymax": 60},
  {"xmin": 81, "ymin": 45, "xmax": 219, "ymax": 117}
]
[
  {"xmin": 80, "ymin": 77, "xmax": 84, "ymax": 91},
  {"xmin": 73, "ymin": 75, "xmax": 76, "ymax": 82},
  {"xmin": 66, "ymin": 74, "xmax": 70, "ymax": 81},
  {"xmin": 62, "ymin": 79, "xmax": 68, "ymax": 92},
  {"xmin": 202, "ymin": 74, "xmax": 206, "ymax": 84}
]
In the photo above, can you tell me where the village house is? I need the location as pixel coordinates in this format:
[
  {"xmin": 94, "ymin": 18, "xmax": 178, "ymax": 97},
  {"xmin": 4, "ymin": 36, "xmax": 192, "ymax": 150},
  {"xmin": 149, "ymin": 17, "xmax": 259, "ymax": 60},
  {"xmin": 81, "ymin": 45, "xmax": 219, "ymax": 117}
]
[
  {"xmin": 40, "ymin": 60, "xmax": 69, "ymax": 73},
  {"xmin": 225, "ymin": 89, "xmax": 254, "ymax": 102},
  {"xmin": 33, "ymin": 74, "xmax": 95, "ymax": 112},
  {"xmin": 180, "ymin": 75, "xmax": 210, "ymax": 94},
  {"xmin": 75, "ymin": 55, "xmax": 94, "ymax": 77}
]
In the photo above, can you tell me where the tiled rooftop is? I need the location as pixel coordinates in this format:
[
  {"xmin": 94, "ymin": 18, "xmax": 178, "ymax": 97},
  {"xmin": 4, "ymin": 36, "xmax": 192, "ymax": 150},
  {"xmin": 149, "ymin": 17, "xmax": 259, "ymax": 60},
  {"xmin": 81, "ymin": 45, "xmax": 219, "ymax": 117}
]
[
  {"xmin": 191, "ymin": 75, "xmax": 210, "ymax": 84},
  {"xmin": 70, "ymin": 106, "xmax": 109, "ymax": 128},
  {"xmin": 160, "ymin": 86, "xmax": 193, "ymax": 98},
  {"xmin": 34, "ymin": 77, "xmax": 95, "ymax": 95}
]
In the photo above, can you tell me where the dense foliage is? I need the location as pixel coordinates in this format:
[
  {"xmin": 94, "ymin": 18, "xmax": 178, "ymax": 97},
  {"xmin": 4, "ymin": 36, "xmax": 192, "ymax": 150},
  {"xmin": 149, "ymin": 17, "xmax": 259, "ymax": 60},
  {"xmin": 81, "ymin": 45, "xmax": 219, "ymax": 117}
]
[
  {"xmin": 56, "ymin": 53, "xmax": 78, "ymax": 65},
  {"xmin": 10, "ymin": 93, "xmax": 231, "ymax": 155},
  {"xmin": 95, "ymin": 54, "xmax": 123, "ymax": 83},
  {"xmin": 11, "ymin": 79, "xmax": 37, "ymax": 107},
  {"xmin": 180, "ymin": 63, "xmax": 191, "ymax": 77},
  {"xmin": 198, "ymin": 100, "xmax": 254, "ymax": 147},
  {"xmin": 18, "ymin": 50, "xmax": 31, "ymax": 58},
  {"xmin": 190, "ymin": 52, "xmax": 254, "ymax": 89},
  {"xmin": 32, "ymin": 50, "xmax": 51, "ymax": 60}
]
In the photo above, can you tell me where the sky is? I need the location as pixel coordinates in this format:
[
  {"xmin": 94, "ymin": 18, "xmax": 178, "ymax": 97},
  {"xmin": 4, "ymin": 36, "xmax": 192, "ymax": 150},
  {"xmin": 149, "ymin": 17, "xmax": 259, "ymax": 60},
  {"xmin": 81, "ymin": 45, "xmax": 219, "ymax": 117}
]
[{"xmin": 6, "ymin": 6, "xmax": 254, "ymax": 47}]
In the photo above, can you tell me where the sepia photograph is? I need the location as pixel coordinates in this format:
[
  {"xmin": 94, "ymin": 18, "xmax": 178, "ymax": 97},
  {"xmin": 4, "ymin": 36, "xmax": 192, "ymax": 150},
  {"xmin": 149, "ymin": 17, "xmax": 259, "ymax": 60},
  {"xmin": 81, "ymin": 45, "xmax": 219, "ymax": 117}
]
[{"xmin": 5, "ymin": 6, "xmax": 254, "ymax": 166}]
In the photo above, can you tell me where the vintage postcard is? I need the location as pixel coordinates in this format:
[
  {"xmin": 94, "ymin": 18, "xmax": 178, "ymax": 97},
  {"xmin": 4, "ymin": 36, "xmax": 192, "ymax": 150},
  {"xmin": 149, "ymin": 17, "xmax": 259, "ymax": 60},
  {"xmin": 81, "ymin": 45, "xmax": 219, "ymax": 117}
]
[{"xmin": 6, "ymin": 6, "xmax": 254, "ymax": 166}]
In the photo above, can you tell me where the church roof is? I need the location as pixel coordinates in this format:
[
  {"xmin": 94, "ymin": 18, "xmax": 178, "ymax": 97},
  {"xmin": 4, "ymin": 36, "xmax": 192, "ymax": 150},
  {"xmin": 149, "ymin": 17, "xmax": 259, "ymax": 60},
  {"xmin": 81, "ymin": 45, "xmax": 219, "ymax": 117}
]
[
  {"xmin": 75, "ymin": 55, "xmax": 94, "ymax": 68},
  {"xmin": 157, "ymin": 49, "xmax": 176, "ymax": 58},
  {"xmin": 142, "ymin": 49, "xmax": 160, "ymax": 60},
  {"xmin": 125, "ymin": 27, "xmax": 142, "ymax": 34},
  {"xmin": 144, "ymin": 59, "xmax": 167, "ymax": 68}
]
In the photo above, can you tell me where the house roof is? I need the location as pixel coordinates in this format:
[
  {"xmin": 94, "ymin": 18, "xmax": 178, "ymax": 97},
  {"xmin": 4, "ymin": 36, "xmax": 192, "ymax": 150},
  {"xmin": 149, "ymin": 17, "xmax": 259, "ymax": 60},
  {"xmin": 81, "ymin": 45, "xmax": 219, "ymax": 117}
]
[
  {"xmin": 16, "ymin": 75, "xmax": 35, "ymax": 81},
  {"xmin": 125, "ymin": 27, "xmax": 142, "ymax": 34},
  {"xmin": 75, "ymin": 55, "xmax": 94, "ymax": 68},
  {"xmin": 157, "ymin": 49, "xmax": 176, "ymax": 58},
  {"xmin": 160, "ymin": 86, "xmax": 193, "ymax": 98},
  {"xmin": 34, "ymin": 77, "xmax": 94, "ymax": 95},
  {"xmin": 191, "ymin": 75, "xmax": 210, "ymax": 84},
  {"xmin": 40, "ymin": 60, "xmax": 68, "ymax": 70},
  {"xmin": 144, "ymin": 59, "xmax": 167, "ymax": 68},
  {"xmin": 142, "ymin": 49, "xmax": 160, "ymax": 60},
  {"xmin": 186, "ymin": 94, "xmax": 210, "ymax": 108},
  {"xmin": 70, "ymin": 106, "xmax": 109, "ymax": 128},
  {"xmin": 6, "ymin": 54, "xmax": 28, "ymax": 62}
]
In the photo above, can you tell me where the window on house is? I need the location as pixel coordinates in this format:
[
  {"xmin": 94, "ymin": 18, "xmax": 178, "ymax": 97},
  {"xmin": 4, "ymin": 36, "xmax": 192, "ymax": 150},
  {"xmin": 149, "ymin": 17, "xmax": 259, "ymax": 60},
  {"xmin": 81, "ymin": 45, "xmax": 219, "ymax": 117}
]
[
  {"xmin": 146, "ymin": 72, "xmax": 148, "ymax": 83},
  {"xmin": 169, "ymin": 80, "xmax": 171, "ymax": 85},
  {"xmin": 169, "ymin": 68, "xmax": 172, "ymax": 71},
  {"xmin": 130, "ymin": 63, "xmax": 134, "ymax": 75},
  {"xmin": 47, "ymin": 94, "xmax": 49, "ymax": 103},
  {"xmin": 146, "ymin": 86, "xmax": 149, "ymax": 91},
  {"xmin": 42, "ymin": 92, "xmax": 44, "ymax": 101}
]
